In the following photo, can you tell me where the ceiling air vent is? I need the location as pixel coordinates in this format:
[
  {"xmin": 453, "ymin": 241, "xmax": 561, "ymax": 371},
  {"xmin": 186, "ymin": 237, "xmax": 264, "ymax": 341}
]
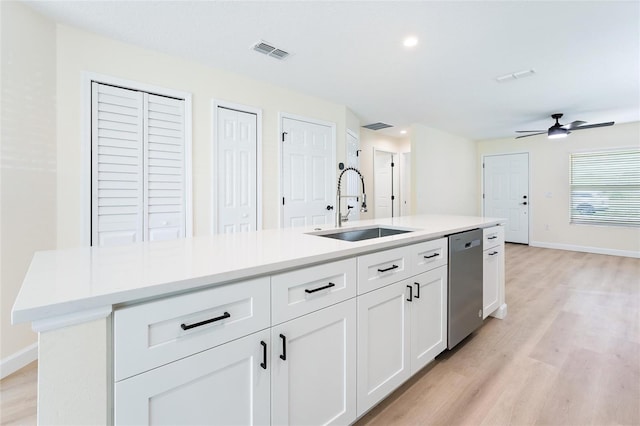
[
  {"xmin": 252, "ymin": 41, "xmax": 290, "ymax": 60},
  {"xmin": 362, "ymin": 122, "xmax": 393, "ymax": 131}
]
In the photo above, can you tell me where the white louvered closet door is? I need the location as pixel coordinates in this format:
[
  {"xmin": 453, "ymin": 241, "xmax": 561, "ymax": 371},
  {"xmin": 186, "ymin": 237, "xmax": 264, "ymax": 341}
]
[
  {"xmin": 92, "ymin": 83, "xmax": 144, "ymax": 246},
  {"xmin": 144, "ymin": 93, "xmax": 186, "ymax": 241},
  {"xmin": 92, "ymin": 83, "xmax": 186, "ymax": 246}
]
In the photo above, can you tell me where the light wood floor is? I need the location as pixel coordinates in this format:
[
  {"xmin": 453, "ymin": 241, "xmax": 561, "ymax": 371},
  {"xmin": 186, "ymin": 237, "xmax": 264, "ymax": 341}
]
[
  {"xmin": 0, "ymin": 360, "xmax": 37, "ymax": 425},
  {"xmin": 1, "ymin": 244, "xmax": 638, "ymax": 426}
]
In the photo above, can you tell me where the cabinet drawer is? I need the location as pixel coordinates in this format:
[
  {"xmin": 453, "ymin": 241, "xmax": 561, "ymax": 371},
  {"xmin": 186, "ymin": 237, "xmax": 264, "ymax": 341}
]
[
  {"xmin": 114, "ymin": 277, "xmax": 270, "ymax": 381},
  {"xmin": 483, "ymin": 226, "xmax": 504, "ymax": 249},
  {"xmin": 410, "ymin": 238, "xmax": 448, "ymax": 275},
  {"xmin": 271, "ymin": 258, "xmax": 356, "ymax": 325},
  {"xmin": 357, "ymin": 246, "xmax": 411, "ymax": 294}
]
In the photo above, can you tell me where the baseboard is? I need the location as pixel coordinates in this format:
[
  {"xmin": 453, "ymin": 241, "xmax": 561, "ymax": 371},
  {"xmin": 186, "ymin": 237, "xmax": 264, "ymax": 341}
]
[
  {"xmin": 529, "ymin": 241, "xmax": 640, "ymax": 258},
  {"xmin": 0, "ymin": 342, "xmax": 38, "ymax": 380}
]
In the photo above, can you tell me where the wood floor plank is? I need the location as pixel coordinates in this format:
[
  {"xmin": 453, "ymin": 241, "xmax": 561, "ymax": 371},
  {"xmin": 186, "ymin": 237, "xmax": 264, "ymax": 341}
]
[{"xmin": 0, "ymin": 361, "xmax": 37, "ymax": 426}]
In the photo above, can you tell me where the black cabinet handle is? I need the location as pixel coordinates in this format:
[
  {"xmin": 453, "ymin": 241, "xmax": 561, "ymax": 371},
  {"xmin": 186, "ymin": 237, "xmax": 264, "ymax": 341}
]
[
  {"xmin": 489, "ymin": 251, "xmax": 498, "ymax": 256},
  {"xmin": 305, "ymin": 282, "xmax": 335, "ymax": 294},
  {"xmin": 326, "ymin": 205, "xmax": 334, "ymax": 211},
  {"xmin": 488, "ymin": 236, "xmax": 497, "ymax": 240},
  {"xmin": 423, "ymin": 253, "xmax": 440, "ymax": 259},
  {"xmin": 180, "ymin": 312, "xmax": 230, "ymax": 330},
  {"xmin": 406, "ymin": 285, "xmax": 413, "ymax": 302},
  {"xmin": 414, "ymin": 282, "xmax": 420, "ymax": 298},
  {"xmin": 279, "ymin": 334, "xmax": 287, "ymax": 360},
  {"xmin": 260, "ymin": 341, "xmax": 267, "ymax": 370},
  {"xmin": 378, "ymin": 264, "xmax": 399, "ymax": 273}
]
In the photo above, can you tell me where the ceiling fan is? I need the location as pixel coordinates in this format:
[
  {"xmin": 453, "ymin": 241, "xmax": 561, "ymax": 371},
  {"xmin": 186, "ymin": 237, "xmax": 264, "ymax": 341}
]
[{"xmin": 515, "ymin": 113, "xmax": 614, "ymax": 139}]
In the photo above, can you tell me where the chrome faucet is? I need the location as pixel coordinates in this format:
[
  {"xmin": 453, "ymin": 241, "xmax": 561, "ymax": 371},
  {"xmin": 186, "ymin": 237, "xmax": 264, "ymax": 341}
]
[{"xmin": 336, "ymin": 167, "xmax": 368, "ymax": 227}]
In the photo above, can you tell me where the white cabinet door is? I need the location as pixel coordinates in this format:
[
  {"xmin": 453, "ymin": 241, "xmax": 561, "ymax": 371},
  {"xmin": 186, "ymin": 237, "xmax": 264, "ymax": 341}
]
[
  {"xmin": 356, "ymin": 281, "xmax": 410, "ymax": 416},
  {"xmin": 271, "ymin": 299, "xmax": 356, "ymax": 426},
  {"xmin": 410, "ymin": 266, "xmax": 447, "ymax": 374},
  {"xmin": 114, "ymin": 329, "xmax": 270, "ymax": 426},
  {"xmin": 483, "ymin": 245, "xmax": 503, "ymax": 319}
]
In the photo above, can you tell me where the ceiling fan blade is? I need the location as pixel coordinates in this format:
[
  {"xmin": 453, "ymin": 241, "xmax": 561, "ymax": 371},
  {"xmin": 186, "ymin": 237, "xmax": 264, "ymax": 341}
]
[
  {"xmin": 515, "ymin": 130, "xmax": 546, "ymax": 133},
  {"xmin": 571, "ymin": 121, "xmax": 615, "ymax": 131},
  {"xmin": 515, "ymin": 132, "xmax": 546, "ymax": 139},
  {"xmin": 562, "ymin": 120, "xmax": 586, "ymax": 130}
]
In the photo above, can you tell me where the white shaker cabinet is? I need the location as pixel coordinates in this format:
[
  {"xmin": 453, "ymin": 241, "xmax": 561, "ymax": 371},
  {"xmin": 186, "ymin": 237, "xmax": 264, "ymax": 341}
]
[
  {"xmin": 114, "ymin": 329, "xmax": 271, "ymax": 426},
  {"xmin": 356, "ymin": 265, "xmax": 447, "ymax": 416},
  {"xmin": 409, "ymin": 266, "xmax": 448, "ymax": 374},
  {"xmin": 483, "ymin": 226, "xmax": 505, "ymax": 319},
  {"xmin": 271, "ymin": 299, "xmax": 356, "ymax": 426},
  {"xmin": 356, "ymin": 280, "xmax": 411, "ymax": 416}
]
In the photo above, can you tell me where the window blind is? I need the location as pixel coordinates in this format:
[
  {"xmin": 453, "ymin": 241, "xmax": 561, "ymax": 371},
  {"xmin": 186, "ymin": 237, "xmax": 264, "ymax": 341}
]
[{"xmin": 570, "ymin": 149, "xmax": 640, "ymax": 227}]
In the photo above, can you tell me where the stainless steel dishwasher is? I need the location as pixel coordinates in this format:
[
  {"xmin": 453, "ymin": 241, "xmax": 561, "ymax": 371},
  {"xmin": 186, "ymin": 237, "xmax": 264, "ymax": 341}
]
[{"xmin": 447, "ymin": 228, "xmax": 483, "ymax": 349}]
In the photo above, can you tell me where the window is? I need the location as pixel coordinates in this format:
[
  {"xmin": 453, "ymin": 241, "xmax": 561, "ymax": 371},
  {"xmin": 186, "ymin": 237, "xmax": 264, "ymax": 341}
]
[
  {"xmin": 570, "ymin": 149, "xmax": 640, "ymax": 227},
  {"xmin": 91, "ymin": 82, "xmax": 190, "ymax": 246}
]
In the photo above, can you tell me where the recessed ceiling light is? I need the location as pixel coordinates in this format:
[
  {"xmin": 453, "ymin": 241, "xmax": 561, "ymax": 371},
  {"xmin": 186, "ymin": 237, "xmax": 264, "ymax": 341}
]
[
  {"xmin": 403, "ymin": 37, "xmax": 418, "ymax": 48},
  {"xmin": 400, "ymin": 130, "xmax": 407, "ymax": 134}
]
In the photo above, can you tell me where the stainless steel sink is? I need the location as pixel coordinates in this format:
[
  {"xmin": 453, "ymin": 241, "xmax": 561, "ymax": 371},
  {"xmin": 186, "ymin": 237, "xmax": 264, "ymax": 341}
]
[{"xmin": 309, "ymin": 226, "xmax": 415, "ymax": 242}]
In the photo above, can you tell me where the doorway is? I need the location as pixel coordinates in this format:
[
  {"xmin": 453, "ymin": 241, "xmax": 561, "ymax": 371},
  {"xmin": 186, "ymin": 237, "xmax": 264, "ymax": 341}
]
[
  {"xmin": 483, "ymin": 153, "xmax": 529, "ymax": 244},
  {"xmin": 374, "ymin": 149, "xmax": 399, "ymax": 219},
  {"xmin": 281, "ymin": 115, "xmax": 336, "ymax": 228},
  {"xmin": 400, "ymin": 152, "xmax": 411, "ymax": 216}
]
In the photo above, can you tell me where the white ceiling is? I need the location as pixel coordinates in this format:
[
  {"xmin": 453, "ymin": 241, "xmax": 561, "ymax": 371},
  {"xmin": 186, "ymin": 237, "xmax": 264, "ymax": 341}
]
[{"xmin": 25, "ymin": 0, "xmax": 640, "ymax": 140}]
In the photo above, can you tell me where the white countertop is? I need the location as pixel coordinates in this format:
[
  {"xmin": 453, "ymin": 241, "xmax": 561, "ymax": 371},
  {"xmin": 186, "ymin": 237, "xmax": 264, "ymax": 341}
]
[{"xmin": 12, "ymin": 215, "xmax": 504, "ymax": 324}]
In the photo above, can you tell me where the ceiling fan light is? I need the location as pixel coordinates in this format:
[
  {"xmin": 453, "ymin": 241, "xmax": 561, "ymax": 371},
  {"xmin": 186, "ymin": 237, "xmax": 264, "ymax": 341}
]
[
  {"xmin": 548, "ymin": 132, "xmax": 568, "ymax": 139},
  {"xmin": 548, "ymin": 126, "xmax": 568, "ymax": 139}
]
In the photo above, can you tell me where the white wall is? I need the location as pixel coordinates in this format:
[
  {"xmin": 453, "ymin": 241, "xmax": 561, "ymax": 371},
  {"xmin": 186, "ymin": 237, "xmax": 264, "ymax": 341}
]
[
  {"xmin": 477, "ymin": 122, "xmax": 640, "ymax": 255},
  {"xmin": 410, "ymin": 124, "xmax": 478, "ymax": 216},
  {"xmin": 55, "ymin": 24, "xmax": 350, "ymax": 248},
  {"xmin": 0, "ymin": 1, "xmax": 56, "ymax": 369},
  {"xmin": 359, "ymin": 128, "xmax": 409, "ymax": 220},
  {"xmin": 1, "ymin": 4, "xmax": 357, "ymax": 369}
]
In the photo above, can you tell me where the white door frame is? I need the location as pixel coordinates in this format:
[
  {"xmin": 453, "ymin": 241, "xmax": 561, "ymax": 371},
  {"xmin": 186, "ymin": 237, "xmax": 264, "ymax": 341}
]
[
  {"xmin": 81, "ymin": 71, "xmax": 193, "ymax": 246},
  {"xmin": 278, "ymin": 112, "xmax": 336, "ymax": 228},
  {"xmin": 481, "ymin": 151, "xmax": 531, "ymax": 244},
  {"xmin": 211, "ymin": 99, "xmax": 263, "ymax": 234}
]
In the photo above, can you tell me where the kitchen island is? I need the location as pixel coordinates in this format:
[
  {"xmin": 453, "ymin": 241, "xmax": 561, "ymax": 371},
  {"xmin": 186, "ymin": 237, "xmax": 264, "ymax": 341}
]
[{"xmin": 12, "ymin": 214, "xmax": 506, "ymax": 425}]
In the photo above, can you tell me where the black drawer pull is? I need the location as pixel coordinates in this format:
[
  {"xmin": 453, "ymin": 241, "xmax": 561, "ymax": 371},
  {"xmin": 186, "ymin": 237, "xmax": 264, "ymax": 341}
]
[
  {"xmin": 423, "ymin": 253, "xmax": 440, "ymax": 259},
  {"xmin": 414, "ymin": 282, "xmax": 420, "ymax": 298},
  {"xmin": 180, "ymin": 312, "xmax": 230, "ymax": 330},
  {"xmin": 489, "ymin": 251, "xmax": 499, "ymax": 256},
  {"xmin": 280, "ymin": 334, "xmax": 287, "ymax": 361},
  {"xmin": 488, "ymin": 236, "xmax": 498, "ymax": 240},
  {"xmin": 305, "ymin": 282, "xmax": 336, "ymax": 294},
  {"xmin": 260, "ymin": 341, "xmax": 267, "ymax": 369},
  {"xmin": 378, "ymin": 264, "xmax": 399, "ymax": 273},
  {"xmin": 406, "ymin": 285, "xmax": 413, "ymax": 302}
]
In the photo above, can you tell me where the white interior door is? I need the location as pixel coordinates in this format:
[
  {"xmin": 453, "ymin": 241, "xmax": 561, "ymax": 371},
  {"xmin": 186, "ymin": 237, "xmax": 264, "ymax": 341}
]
[
  {"xmin": 484, "ymin": 153, "xmax": 529, "ymax": 244},
  {"xmin": 344, "ymin": 130, "xmax": 361, "ymax": 222},
  {"xmin": 216, "ymin": 106, "xmax": 258, "ymax": 234},
  {"xmin": 281, "ymin": 116, "xmax": 335, "ymax": 228},
  {"xmin": 374, "ymin": 150, "xmax": 399, "ymax": 219},
  {"xmin": 400, "ymin": 152, "xmax": 411, "ymax": 216}
]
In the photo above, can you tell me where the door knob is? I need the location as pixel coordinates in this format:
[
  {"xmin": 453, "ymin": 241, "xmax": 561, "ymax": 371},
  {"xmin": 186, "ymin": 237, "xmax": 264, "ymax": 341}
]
[
  {"xmin": 326, "ymin": 205, "xmax": 334, "ymax": 211},
  {"xmin": 520, "ymin": 202, "xmax": 528, "ymax": 205}
]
